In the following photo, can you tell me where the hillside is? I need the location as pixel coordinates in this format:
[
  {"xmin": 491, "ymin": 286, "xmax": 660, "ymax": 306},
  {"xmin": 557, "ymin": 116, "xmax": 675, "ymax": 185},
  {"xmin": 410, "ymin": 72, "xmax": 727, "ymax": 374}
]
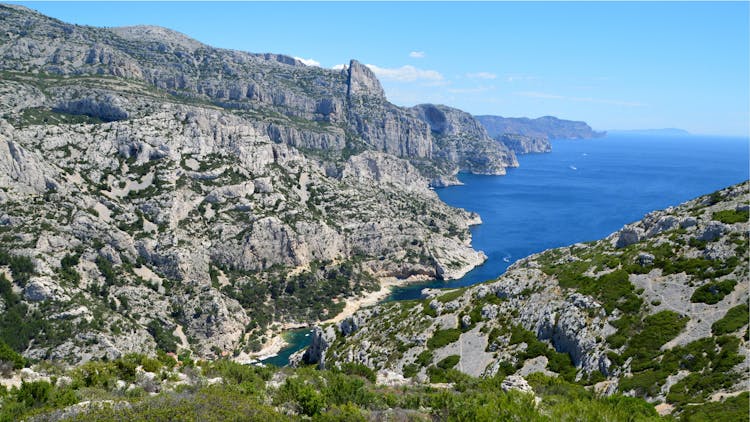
[
  {"xmin": 0, "ymin": 4, "xmax": 509, "ymax": 363},
  {"xmin": 0, "ymin": 4, "xmax": 517, "ymax": 185},
  {"xmin": 476, "ymin": 115, "xmax": 605, "ymax": 140},
  {"xmin": 476, "ymin": 114, "xmax": 604, "ymax": 154},
  {"xmin": 297, "ymin": 182, "xmax": 750, "ymax": 418}
]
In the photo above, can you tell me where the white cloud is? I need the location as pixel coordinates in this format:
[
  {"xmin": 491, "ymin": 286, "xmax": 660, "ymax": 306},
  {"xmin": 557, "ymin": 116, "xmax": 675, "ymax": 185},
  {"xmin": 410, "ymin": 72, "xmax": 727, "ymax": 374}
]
[
  {"xmin": 331, "ymin": 64, "xmax": 346, "ymax": 70},
  {"xmin": 365, "ymin": 64, "xmax": 444, "ymax": 83},
  {"xmin": 516, "ymin": 91, "xmax": 646, "ymax": 107},
  {"xmin": 409, "ymin": 51, "xmax": 426, "ymax": 59},
  {"xmin": 294, "ymin": 57, "xmax": 320, "ymax": 67},
  {"xmin": 466, "ymin": 72, "xmax": 496, "ymax": 80}
]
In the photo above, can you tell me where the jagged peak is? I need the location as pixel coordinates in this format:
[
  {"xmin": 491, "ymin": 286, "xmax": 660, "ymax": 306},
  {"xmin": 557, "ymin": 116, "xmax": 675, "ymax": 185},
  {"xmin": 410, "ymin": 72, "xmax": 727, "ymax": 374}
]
[{"xmin": 346, "ymin": 59, "xmax": 385, "ymax": 99}]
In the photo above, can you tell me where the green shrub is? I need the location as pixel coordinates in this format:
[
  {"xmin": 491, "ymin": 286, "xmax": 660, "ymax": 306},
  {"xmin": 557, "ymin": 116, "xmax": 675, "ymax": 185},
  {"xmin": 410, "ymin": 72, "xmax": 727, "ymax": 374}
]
[
  {"xmin": 415, "ymin": 350, "xmax": 433, "ymax": 366},
  {"xmin": 691, "ymin": 279, "xmax": 737, "ymax": 304},
  {"xmin": 71, "ymin": 385, "xmax": 289, "ymax": 421},
  {"xmin": 313, "ymin": 403, "xmax": 366, "ymax": 422},
  {"xmin": 146, "ymin": 320, "xmax": 179, "ymax": 353},
  {"xmin": 95, "ymin": 256, "xmax": 117, "ymax": 286},
  {"xmin": 623, "ymin": 311, "xmax": 687, "ymax": 363},
  {"xmin": 0, "ymin": 274, "xmax": 46, "ymax": 353},
  {"xmin": 422, "ymin": 301, "xmax": 437, "ymax": 317},
  {"xmin": 426, "ymin": 366, "xmax": 468, "ymax": 384},
  {"xmin": 58, "ymin": 253, "xmax": 81, "ymax": 285},
  {"xmin": 277, "ymin": 377, "xmax": 326, "ymax": 416},
  {"xmin": 712, "ymin": 209, "xmax": 749, "ymax": 224},
  {"xmin": 0, "ymin": 340, "xmax": 25, "ymax": 369},
  {"xmin": 0, "ymin": 250, "xmax": 35, "ymax": 286},
  {"xmin": 402, "ymin": 363, "xmax": 418, "ymax": 378},
  {"xmin": 427, "ymin": 329, "xmax": 461, "ymax": 350},
  {"xmin": 140, "ymin": 356, "xmax": 162, "ymax": 373},
  {"xmin": 712, "ymin": 304, "xmax": 749, "ymax": 335},
  {"xmin": 436, "ymin": 355, "xmax": 460, "ymax": 370},
  {"xmin": 679, "ymin": 391, "xmax": 749, "ymax": 421},
  {"xmin": 435, "ymin": 288, "xmax": 465, "ymax": 304},
  {"xmin": 338, "ymin": 362, "xmax": 376, "ymax": 383}
]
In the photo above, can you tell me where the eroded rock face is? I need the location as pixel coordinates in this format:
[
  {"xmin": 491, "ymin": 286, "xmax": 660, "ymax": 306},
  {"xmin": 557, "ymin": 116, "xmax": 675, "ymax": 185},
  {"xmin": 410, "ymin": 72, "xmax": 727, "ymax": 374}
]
[
  {"xmin": 0, "ymin": 5, "xmax": 517, "ymax": 179},
  {"xmin": 496, "ymin": 133, "xmax": 552, "ymax": 154},
  {"xmin": 412, "ymin": 104, "xmax": 519, "ymax": 176},
  {"xmin": 475, "ymin": 114, "xmax": 605, "ymax": 140},
  {"xmin": 305, "ymin": 183, "xmax": 748, "ymax": 404},
  {"xmin": 300, "ymin": 326, "xmax": 337, "ymax": 369},
  {"xmin": 0, "ymin": 69, "xmax": 488, "ymax": 362}
]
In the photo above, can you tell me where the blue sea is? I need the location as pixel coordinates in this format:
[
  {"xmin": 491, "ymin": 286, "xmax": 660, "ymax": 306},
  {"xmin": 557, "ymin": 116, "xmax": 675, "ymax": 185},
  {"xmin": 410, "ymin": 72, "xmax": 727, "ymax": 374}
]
[{"xmin": 266, "ymin": 133, "xmax": 749, "ymax": 364}]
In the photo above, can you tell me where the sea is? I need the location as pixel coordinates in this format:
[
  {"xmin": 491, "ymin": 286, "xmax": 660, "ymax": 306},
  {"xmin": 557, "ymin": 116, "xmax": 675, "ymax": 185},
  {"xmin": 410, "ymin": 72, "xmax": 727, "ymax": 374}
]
[{"xmin": 264, "ymin": 133, "xmax": 750, "ymax": 365}]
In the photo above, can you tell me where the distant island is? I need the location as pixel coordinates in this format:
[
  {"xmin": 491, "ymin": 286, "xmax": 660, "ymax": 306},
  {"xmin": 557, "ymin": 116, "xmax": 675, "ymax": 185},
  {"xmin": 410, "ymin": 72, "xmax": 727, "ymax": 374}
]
[{"xmin": 608, "ymin": 128, "xmax": 692, "ymax": 137}]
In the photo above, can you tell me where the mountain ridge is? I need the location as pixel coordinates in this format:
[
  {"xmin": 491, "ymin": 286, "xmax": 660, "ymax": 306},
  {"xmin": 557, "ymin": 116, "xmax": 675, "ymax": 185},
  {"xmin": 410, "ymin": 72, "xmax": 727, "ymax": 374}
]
[{"xmin": 0, "ymin": 3, "xmax": 517, "ymax": 185}]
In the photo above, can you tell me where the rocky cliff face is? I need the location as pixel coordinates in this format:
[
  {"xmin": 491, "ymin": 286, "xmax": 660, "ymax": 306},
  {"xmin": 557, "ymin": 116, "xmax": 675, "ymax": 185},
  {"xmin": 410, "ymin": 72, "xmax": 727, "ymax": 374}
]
[
  {"xmin": 0, "ymin": 4, "xmax": 515, "ymax": 181},
  {"xmin": 496, "ymin": 133, "xmax": 551, "ymax": 154},
  {"xmin": 0, "ymin": 3, "xmax": 514, "ymax": 364},
  {"xmin": 303, "ymin": 182, "xmax": 749, "ymax": 411},
  {"xmin": 0, "ymin": 72, "xmax": 488, "ymax": 362},
  {"xmin": 412, "ymin": 104, "xmax": 518, "ymax": 175},
  {"xmin": 0, "ymin": 4, "xmax": 526, "ymax": 362},
  {"xmin": 476, "ymin": 115, "xmax": 604, "ymax": 155},
  {"xmin": 476, "ymin": 115, "xmax": 605, "ymax": 140}
]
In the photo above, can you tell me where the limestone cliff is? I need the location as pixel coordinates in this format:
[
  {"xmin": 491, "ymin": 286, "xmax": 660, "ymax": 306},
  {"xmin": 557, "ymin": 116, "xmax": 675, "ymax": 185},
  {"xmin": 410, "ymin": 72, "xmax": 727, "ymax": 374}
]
[
  {"xmin": 476, "ymin": 114, "xmax": 605, "ymax": 140},
  {"xmin": 301, "ymin": 182, "xmax": 749, "ymax": 411},
  {"xmin": 0, "ymin": 4, "xmax": 516, "ymax": 180}
]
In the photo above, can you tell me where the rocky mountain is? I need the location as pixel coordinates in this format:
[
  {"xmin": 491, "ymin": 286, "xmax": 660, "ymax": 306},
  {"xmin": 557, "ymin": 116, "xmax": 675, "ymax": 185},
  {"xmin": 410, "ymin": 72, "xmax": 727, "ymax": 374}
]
[
  {"xmin": 0, "ymin": 4, "xmax": 516, "ymax": 185},
  {"xmin": 495, "ymin": 133, "xmax": 552, "ymax": 154},
  {"xmin": 0, "ymin": 3, "xmax": 506, "ymax": 363},
  {"xmin": 476, "ymin": 115, "xmax": 605, "ymax": 140},
  {"xmin": 476, "ymin": 114, "xmax": 604, "ymax": 154},
  {"xmin": 296, "ymin": 182, "xmax": 749, "ymax": 418}
]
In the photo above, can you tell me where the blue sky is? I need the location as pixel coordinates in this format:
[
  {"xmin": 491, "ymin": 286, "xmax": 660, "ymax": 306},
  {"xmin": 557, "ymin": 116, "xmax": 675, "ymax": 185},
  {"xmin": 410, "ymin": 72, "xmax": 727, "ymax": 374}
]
[{"xmin": 12, "ymin": 1, "xmax": 750, "ymax": 136}]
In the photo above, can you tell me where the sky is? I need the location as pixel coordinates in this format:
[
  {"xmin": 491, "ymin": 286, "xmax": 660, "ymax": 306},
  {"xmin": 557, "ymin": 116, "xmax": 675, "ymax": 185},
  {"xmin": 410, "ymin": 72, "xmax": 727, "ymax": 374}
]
[{"xmin": 11, "ymin": 1, "xmax": 750, "ymax": 136}]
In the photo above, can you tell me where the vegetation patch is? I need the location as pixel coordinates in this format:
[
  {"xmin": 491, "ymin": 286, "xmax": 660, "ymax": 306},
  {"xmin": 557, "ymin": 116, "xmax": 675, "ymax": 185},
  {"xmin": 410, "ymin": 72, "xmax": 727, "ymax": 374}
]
[
  {"xmin": 509, "ymin": 326, "xmax": 577, "ymax": 381},
  {"xmin": 0, "ymin": 249, "xmax": 35, "ymax": 286},
  {"xmin": 623, "ymin": 311, "xmax": 687, "ymax": 363},
  {"xmin": 712, "ymin": 208, "xmax": 749, "ymax": 224},
  {"xmin": 711, "ymin": 304, "xmax": 749, "ymax": 335},
  {"xmin": 435, "ymin": 288, "xmax": 466, "ymax": 304},
  {"xmin": 678, "ymin": 391, "xmax": 748, "ymax": 421},
  {"xmin": 690, "ymin": 279, "xmax": 737, "ymax": 304},
  {"xmin": 427, "ymin": 329, "xmax": 461, "ymax": 350},
  {"xmin": 436, "ymin": 355, "xmax": 460, "ymax": 370},
  {"xmin": 146, "ymin": 320, "xmax": 179, "ymax": 353},
  {"xmin": 0, "ymin": 339, "xmax": 25, "ymax": 370}
]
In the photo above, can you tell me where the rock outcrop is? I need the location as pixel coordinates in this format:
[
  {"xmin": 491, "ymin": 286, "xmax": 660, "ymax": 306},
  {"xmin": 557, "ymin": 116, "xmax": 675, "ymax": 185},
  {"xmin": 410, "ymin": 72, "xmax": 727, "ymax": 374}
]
[
  {"xmin": 476, "ymin": 114, "xmax": 605, "ymax": 140},
  {"xmin": 304, "ymin": 182, "xmax": 749, "ymax": 408},
  {"xmin": 0, "ymin": 4, "xmax": 516, "ymax": 181},
  {"xmin": 0, "ymin": 73, "xmax": 484, "ymax": 363},
  {"xmin": 0, "ymin": 5, "xmax": 511, "ymax": 363},
  {"xmin": 496, "ymin": 133, "xmax": 551, "ymax": 154}
]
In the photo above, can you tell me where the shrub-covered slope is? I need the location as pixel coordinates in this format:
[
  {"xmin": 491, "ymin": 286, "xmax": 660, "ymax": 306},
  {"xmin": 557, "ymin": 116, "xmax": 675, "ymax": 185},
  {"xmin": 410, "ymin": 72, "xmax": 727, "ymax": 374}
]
[{"xmin": 302, "ymin": 182, "xmax": 750, "ymax": 418}]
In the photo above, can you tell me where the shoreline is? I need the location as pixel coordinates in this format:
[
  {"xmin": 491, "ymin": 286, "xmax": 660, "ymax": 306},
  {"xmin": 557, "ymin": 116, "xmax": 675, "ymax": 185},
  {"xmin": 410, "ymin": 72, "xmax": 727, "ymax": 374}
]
[{"xmin": 239, "ymin": 274, "xmax": 435, "ymax": 363}]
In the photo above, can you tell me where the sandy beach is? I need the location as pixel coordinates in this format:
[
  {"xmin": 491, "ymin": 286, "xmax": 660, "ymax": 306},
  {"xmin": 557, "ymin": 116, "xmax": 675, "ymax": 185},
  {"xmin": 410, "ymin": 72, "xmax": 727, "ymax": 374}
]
[{"xmin": 240, "ymin": 275, "xmax": 430, "ymax": 362}]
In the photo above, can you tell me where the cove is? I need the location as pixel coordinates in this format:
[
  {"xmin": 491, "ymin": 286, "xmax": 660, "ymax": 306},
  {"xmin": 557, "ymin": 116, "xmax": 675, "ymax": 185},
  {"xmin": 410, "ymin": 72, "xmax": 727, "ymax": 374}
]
[{"xmin": 264, "ymin": 133, "xmax": 749, "ymax": 365}]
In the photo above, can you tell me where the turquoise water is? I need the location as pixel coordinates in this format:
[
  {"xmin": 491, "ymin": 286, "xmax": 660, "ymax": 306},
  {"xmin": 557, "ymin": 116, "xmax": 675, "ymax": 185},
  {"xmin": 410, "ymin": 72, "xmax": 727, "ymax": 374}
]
[
  {"xmin": 265, "ymin": 134, "xmax": 749, "ymax": 365},
  {"xmin": 261, "ymin": 328, "xmax": 314, "ymax": 367}
]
